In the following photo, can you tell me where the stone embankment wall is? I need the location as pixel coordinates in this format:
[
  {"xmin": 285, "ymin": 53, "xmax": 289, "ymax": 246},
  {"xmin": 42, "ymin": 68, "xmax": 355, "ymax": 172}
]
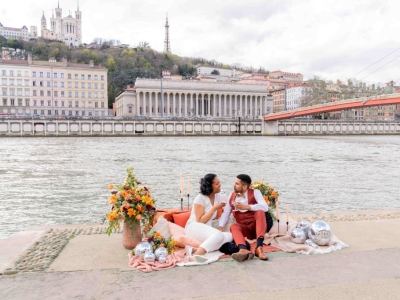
[
  {"xmin": 0, "ymin": 119, "xmax": 263, "ymax": 137},
  {"xmin": 274, "ymin": 120, "xmax": 400, "ymax": 135}
]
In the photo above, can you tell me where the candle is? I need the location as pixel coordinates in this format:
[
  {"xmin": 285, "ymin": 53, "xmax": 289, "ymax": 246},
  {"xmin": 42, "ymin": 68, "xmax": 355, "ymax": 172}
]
[
  {"xmin": 187, "ymin": 177, "xmax": 190, "ymax": 195},
  {"xmin": 276, "ymin": 202, "xmax": 280, "ymax": 220},
  {"xmin": 286, "ymin": 204, "xmax": 290, "ymax": 222},
  {"xmin": 180, "ymin": 173, "xmax": 183, "ymax": 198}
]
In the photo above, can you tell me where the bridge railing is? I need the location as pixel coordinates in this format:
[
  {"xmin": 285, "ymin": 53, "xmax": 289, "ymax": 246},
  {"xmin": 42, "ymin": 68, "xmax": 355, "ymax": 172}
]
[{"xmin": 266, "ymin": 93, "xmax": 400, "ymax": 117}]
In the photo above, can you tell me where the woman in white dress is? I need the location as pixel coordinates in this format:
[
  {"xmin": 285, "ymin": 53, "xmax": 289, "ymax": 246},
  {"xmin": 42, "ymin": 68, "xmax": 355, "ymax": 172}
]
[{"xmin": 185, "ymin": 174, "xmax": 233, "ymax": 256}]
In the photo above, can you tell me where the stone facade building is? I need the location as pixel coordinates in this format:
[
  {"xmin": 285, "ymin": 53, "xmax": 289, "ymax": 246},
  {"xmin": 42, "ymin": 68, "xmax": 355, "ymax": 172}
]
[
  {"xmin": 115, "ymin": 78, "xmax": 273, "ymax": 118},
  {"xmin": 0, "ymin": 23, "xmax": 37, "ymax": 41}
]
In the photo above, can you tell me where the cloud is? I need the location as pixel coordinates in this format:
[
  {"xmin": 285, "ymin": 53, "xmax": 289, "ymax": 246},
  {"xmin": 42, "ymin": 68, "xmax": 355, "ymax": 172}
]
[{"xmin": 2, "ymin": 0, "xmax": 400, "ymax": 84}]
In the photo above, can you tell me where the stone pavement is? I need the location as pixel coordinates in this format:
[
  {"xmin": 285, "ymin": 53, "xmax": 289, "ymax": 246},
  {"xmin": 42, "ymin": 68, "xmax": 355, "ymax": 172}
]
[{"xmin": 1, "ymin": 210, "xmax": 400, "ymax": 300}]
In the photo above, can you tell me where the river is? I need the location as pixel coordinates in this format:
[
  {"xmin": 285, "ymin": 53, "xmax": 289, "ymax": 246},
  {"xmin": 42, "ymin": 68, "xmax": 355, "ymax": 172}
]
[{"xmin": 0, "ymin": 135, "xmax": 399, "ymax": 239}]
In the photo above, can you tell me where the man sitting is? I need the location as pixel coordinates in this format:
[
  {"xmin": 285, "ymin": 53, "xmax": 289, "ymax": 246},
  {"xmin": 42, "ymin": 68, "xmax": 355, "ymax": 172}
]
[{"xmin": 218, "ymin": 174, "xmax": 269, "ymax": 262}]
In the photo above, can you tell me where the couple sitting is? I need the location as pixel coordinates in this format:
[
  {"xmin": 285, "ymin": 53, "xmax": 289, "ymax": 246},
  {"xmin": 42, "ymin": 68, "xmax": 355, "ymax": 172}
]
[{"xmin": 184, "ymin": 173, "xmax": 269, "ymax": 262}]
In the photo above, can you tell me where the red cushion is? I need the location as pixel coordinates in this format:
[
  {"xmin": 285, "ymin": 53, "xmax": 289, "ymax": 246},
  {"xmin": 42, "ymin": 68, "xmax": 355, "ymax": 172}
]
[{"xmin": 172, "ymin": 211, "xmax": 191, "ymax": 228}]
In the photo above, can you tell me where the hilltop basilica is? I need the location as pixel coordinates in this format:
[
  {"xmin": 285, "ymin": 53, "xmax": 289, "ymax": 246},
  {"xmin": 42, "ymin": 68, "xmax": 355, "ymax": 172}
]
[{"xmin": 41, "ymin": 1, "xmax": 82, "ymax": 47}]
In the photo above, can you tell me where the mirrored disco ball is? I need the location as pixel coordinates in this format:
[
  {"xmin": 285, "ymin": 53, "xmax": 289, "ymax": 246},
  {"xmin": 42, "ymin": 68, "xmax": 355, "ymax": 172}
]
[
  {"xmin": 290, "ymin": 228, "xmax": 307, "ymax": 244},
  {"xmin": 296, "ymin": 220, "xmax": 312, "ymax": 235},
  {"xmin": 154, "ymin": 247, "xmax": 168, "ymax": 260},
  {"xmin": 134, "ymin": 241, "xmax": 153, "ymax": 258},
  {"xmin": 144, "ymin": 252, "xmax": 156, "ymax": 263},
  {"xmin": 158, "ymin": 255, "xmax": 167, "ymax": 263},
  {"xmin": 304, "ymin": 239, "xmax": 318, "ymax": 249},
  {"xmin": 308, "ymin": 220, "xmax": 333, "ymax": 246}
]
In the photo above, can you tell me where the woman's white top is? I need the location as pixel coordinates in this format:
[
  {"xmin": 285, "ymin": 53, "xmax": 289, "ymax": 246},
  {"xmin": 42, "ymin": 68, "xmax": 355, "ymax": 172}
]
[{"xmin": 186, "ymin": 192, "xmax": 229, "ymax": 227}]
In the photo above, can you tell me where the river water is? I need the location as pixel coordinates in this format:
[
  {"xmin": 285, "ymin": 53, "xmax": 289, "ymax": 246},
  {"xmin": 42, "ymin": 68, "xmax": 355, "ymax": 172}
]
[{"xmin": 0, "ymin": 135, "xmax": 399, "ymax": 239}]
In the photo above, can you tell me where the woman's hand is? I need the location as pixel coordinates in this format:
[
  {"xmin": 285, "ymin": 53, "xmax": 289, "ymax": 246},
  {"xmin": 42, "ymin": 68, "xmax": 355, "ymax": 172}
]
[{"xmin": 213, "ymin": 202, "xmax": 226, "ymax": 211}]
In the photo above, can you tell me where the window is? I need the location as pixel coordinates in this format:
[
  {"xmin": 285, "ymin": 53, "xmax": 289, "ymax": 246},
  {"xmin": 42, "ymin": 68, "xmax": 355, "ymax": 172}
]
[
  {"xmin": 101, "ymin": 75, "xmax": 104, "ymax": 80},
  {"xmin": 88, "ymin": 101, "xmax": 92, "ymax": 108},
  {"xmin": 47, "ymin": 81, "xmax": 51, "ymax": 87},
  {"xmin": 68, "ymin": 82, "xmax": 72, "ymax": 88},
  {"xmin": 61, "ymin": 101, "xmax": 65, "ymax": 107},
  {"xmin": 25, "ymin": 99, "xmax": 30, "ymax": 106},
  {"xmin": 10, "ymin": 70, "xmax": 14, "ymax": 76},
  {"xmin": 81, "ymin": 92, "xmax": 85, "ymax": 98},
  {"xmin": 33, "ymin": 100, "xmax": 37, "ymax": 106},
  {"xmin": 75, "ymin": 82, "xmax": 78, "ymax": 88},
  {"xmin": 24, "ymin": 79, "xmax": 29, "ymax": 86},
  {"xmin": 54, "ymin": 82, "xmax": 58, "ymax": 87},
  {"xmin": 129, "ymin": 107, "xmax": 132, "ymax": 113},
  {"xmin": 2, "ymin": 88, "xmax": 7, "ymax": 96},
  {"xmin": 61, "ymin": 73, "xmax": 64, "ymax": 78},
  {"xmin": 88, "ymin": 75, "xmax": 91, "ymax": 80},
  {"xmin": 101, "ymin": 92, "xmax": 104, "ymax": 98},
  {"xmin": 101, "ymin": 102, "xmax": 105, "ymax": 108},
  {"xmin": 40, "ymin": 81, "xmax": 44, "ymax": 87},
  {"xmin": 55, "ymin": 109, "xmax": 58, "ymax": 115},
  {"xmin": 81, "ymin": 74, "xmax": 85, "ymax": 80},
  {"xmin": 10, "ymin": 99, "xmax": 15, "ymax": 106},
  {"xmin": 101, "ymin": 84, "xmax": 104, "ymax": 89},
  {"xmin": 40, "ymin": 110, "xmax": 44, "ymax": 115},
  {"xmin": 75, "ymin": 92, "xmax": 78, "ymax": 98},
  {"xmin": 68, "ymin": 92, "xmax": 72, "ymax": 98},
  {"xmin": 68, "ymin": 101, "xmax": 72, "ymax": 107},
  {"xmin": 40, "ymin": 72, "xmax": 43, "ymax": 77},
  {"xmin": 68, "ymin": 111, "xmax": 72, "ymax": 116},
  {"xmin": 75, "ymin": 101, "xmax": 79, "ymax": 107},
  {"xmin": 94, "ymin": 84, "xmax": 98, "ymax": 89},
  {"xmin": 54, "ymin": 73, "xmax": 58, "ymax": 78},
  {"xmin": 40, "ymin": 100, "xmax": 44, "ymax": 106},
  {"xmin": 61, "ymin": 91, "xmax": 65, "ymax": 97},
  {"xmin": 48, "ymin": 110, "xmax": 52, "ymax": 115},
  {"xmin": 54, "ymin": 91, "xmax": 58, "ymax": 97},
  {"xmin": 68, "ymin": 74, "xmax": 71, "ymax": 79},
  {"xmin": 10, "ymin": 89, "xmax": 15, "ymax": 96},
  {"xmin": 81, "ymin": 101, "xmax": 85, "ymax": 107},
  {"xmin": 2, "ymin": 98, "xmax": 7, "ymax": 105},
  {"xmin": 47, "ymin": 91, "xmax": 51, "ymax": 96},
  {"xmin": 95, "ymin": 102, "xmax": 98, "ymax": 108},
  {"xmin": 17, "ymin": 79, "xmax": 22, "ymax": 86},
  {"xmin": 94, "ymin": 75, "xmax": 98, "ymax": 80},
  {"xmin": 10, "ymin": 79, "xmax": 14, "ymax": 85},
  {"xmin": 33, "ymin": 81, "xmax": 36, "ymax": 86},
  {"xmin": 40, "ymin": 91, "xmax": 44, "ymax": 96},
  {"xmin": 88, "ymin": 83, "xmax": 91, "ymax": 88},
  {"xmin": 47, "ymin": 72, "xmax": 51, "ymax": 78},
  {"xmin": 81, "ymin": 83, "xmax": 85, "ymax": 88},
  {"xmin": 55, "ymin": 100, "xmax": 58, "ymax": 107},
  {"xmin": 75, "ymin": 111, "xmax": 79, "ymax": 116},
  {"xmin": 94, "ymin": 92, "xmax": 98, "ymax": 98},
  {"xmin": 74, "ymin": 74, "xmax": 78, "ymax": 79},
  {"xmin": 47, "ymin": 100, "xmax": 51, "ymax": 106},
  {"xmin": 82, "ymin": 111, "xmax": 85, "ymax": 116},
  {"xmin": 17, "ymin": 89, "xmax": 22, "ymax": 96},
  {"xmin": 17, "ymin": 71, "xmax": 21, "ymax": 77},
  {"xmin": 2, "ymin": 70, "xmax": 6, "ymax": 76},
  {"xmin": 1, "ymin": 79, "xmax": 6, "ymax": 85},
  {"xmin": 61, "ymin": 110, "xmax": 65, "ymax": 115},
  {"xmin": 88, "ymin": 92, "xmax": 92, "ymax": 98},
  {"xmin": 61, "ymin": 82, "xmax": 64, "ymax": 88}
]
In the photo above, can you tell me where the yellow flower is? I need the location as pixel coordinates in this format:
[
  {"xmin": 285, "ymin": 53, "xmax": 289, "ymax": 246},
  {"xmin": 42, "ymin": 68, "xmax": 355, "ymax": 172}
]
[
  {"xmin": 127, "ymin": 208, "xmax": 136, "ymax": 217},
  {"xmin": 108, "ymin": 195, "xmax": 118, "ymax": 204},
  {"xmin": 108, "ymin": 184, "xmax": 115, "ymax": 190},
  {"xmin": 107, "ymin": 212, "xmax": 119, "ymax": 221},
  {"xmin": 154, "ymin": 232, "xmax": 162, "ymax": 239},
  {"xmin": 142, "ymin": 195, "xmax": 152, "ymax": 205}
]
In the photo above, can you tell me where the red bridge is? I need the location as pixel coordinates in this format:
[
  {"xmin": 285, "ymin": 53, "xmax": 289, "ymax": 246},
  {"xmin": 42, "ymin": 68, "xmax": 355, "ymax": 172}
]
[{"xmin": 264, "ymin": 94, "xmax": 400, "ymax": 121}]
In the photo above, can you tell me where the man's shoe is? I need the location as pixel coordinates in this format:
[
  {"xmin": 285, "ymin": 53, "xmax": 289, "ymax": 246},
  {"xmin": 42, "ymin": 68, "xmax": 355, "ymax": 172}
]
[
  {"xmin": 231, "ymin": 249, "xmax": 254, "ymax": 262},
  {"xmin": 255, "ymin": 246, "xmax": 268, "ymax": 260}
]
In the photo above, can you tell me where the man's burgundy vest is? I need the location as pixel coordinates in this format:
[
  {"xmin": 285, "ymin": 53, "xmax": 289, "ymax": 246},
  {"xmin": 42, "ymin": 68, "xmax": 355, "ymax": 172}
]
[{"xmin": 229, "ymin": 189, "xmax": 256, "ymax": 225}]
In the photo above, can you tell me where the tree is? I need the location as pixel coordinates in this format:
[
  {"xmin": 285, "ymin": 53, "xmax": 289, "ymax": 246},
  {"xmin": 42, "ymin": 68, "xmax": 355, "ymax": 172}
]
[{"xmin": 211, "ymin": 69, "xmax": 220, "ymax": 75}]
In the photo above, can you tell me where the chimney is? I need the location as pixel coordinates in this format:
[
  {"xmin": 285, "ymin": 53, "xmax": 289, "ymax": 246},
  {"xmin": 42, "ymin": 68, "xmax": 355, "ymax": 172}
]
[
  {"xmin": 27, "ymin": 52, "xmax": 32, "ymax": 65},
  {"xmin": 62, "ymin": 57, "xmax": 67, "ymax": 67},
  {"xmin": 89, "ymin": 60, "xmax": 94, "ymax": 68}
]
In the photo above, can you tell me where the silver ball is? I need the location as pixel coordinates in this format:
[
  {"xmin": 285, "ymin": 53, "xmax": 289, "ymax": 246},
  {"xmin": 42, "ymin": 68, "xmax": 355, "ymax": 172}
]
[
  {"xmin": 304, "ymin": 239, "xmax": 319, "ymax": 249},
  {"xmin": 134, "ymin": 241, "xmax": 153, "ymax": 258},
  {"xmin": 158, "ymin": 255, "xmax": 167, "ymax": 263},
  {"xmin": 296, "ymin": 220, "xmax": 311, "ymax": 235},
  {"xmin": 290, "ymin": 228, "xmax": 307, "ymax": 244},
  {"xmin": 308, "ymin": 220, "xmax": 333, "ymax": 246},
  {"xmin": 154, "ymin": 247, "xmax": 168, "ymax": 260},
  {"xmin": 144, "ymin": 252, "xmax": 156, "ymax": 263}
]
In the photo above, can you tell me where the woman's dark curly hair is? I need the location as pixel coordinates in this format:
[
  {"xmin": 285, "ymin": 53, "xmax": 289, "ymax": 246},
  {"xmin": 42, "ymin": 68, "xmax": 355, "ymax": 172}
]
[{"xmin": 199, "ymin": 173, "xmax": 217, "ymax": 196}]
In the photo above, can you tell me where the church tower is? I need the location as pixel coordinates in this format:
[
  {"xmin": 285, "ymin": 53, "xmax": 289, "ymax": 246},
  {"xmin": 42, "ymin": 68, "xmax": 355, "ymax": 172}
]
[
  {"xmin": 41, "ymin": 11, "xmax": 47, "ymax": 36},
  {"xmin": 55, "ymin": 1, "xmax": 63, "ymax": 38},
  {"xmin": 75, "ymin": 1, "xmax": 82, "ymax": 45}
]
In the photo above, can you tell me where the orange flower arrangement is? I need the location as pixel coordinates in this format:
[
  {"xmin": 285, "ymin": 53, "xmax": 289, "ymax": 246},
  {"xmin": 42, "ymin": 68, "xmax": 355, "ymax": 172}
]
[
  {"xmin": 250, "ymin": 180, "xmax": 279, "ymax": 220},
  {"xmin": 146, "ymin": 231, "xmax": 176, "ymax": 254},
  {"xmin": 106, "ymin": 167, "xmax": 157, "ymax": 236}
]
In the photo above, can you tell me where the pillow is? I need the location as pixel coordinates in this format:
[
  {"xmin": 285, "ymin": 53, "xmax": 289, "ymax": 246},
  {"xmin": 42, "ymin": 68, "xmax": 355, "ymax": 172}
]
[
  {"xmin": 149, "ymin": 216, "xmax": 171, "ymax": 239},
  {"xmin": 172, "ymin": 211, "xmax": 191, "ymax": 228},
  {"xmin": 168, "ymin": 221, "xmax": 201, "ymax": 247}
]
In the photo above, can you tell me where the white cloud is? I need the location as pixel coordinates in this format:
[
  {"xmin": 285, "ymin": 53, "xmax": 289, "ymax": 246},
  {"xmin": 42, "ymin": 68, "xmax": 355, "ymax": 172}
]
[{"xmin": 2, "ymin": 0, "xmax": 400, "ymax": 84}]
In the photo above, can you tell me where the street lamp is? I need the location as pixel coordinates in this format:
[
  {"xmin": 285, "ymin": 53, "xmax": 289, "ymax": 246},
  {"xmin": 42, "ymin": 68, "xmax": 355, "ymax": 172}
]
[
  {"xmin": 238, "ymin": 109, "xmax": 242, "ymax": 136},
  {"xmin": 160, "ymin": 71, "xmax": 164, "ymax": 118}
]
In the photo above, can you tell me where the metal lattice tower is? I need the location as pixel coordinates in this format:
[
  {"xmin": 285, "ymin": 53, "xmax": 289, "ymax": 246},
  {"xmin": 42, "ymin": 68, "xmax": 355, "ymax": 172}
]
[{"xmin": 164, "ymin": 13, "xmax": 171, "ymax": 53}]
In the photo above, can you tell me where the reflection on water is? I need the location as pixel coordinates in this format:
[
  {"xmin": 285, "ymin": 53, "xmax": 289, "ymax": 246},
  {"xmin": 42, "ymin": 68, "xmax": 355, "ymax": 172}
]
[{"xmin": 1, "ymin": 135, "xmax": 399, "ymax": 238}]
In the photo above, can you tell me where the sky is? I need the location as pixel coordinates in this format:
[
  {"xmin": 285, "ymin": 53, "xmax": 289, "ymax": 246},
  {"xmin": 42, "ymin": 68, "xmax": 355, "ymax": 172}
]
[{"xmin": 1, "ymin": 0, "xmax": 399, "ymax": 85}]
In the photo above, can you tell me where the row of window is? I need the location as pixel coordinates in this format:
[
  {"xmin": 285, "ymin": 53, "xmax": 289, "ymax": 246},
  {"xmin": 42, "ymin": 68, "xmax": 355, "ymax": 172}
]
[
  {"xmin": 2, "ymin": 98, "xmax": 105, "ymax": 108},
  {"xmin": 1, "ymin": 88, "xmax": 30, "ymax": 96},
  {"xmin": 32, "ymin": 110, "xmax": 106, "ymax": 117},
  {"xmin": 31, "ymin": 81, "xmax": 105, "ymax": 89},
  {"xmin": 1, "ymin": 79, "xmax": 30, "ymax": 86},
  {"xmin": 1, "ymin": 70, "xmax": 106, "ymax": 81}
]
